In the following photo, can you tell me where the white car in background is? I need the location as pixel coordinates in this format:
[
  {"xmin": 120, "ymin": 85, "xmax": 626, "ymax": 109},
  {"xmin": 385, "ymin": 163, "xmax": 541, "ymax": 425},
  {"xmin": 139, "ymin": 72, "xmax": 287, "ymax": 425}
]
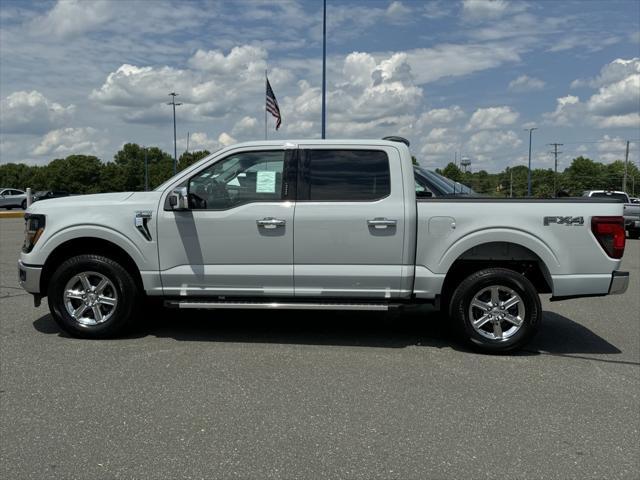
[{"xmin": 0, "ymin": 188, "xmax": 27, "ymax": 210}]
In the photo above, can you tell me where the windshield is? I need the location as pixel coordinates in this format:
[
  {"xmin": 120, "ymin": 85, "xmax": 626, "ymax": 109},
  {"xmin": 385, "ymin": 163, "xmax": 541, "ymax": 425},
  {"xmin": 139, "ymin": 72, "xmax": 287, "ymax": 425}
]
[{"xmin": 414, "ymin": 167, "xmax": 477, "ymax": 196}]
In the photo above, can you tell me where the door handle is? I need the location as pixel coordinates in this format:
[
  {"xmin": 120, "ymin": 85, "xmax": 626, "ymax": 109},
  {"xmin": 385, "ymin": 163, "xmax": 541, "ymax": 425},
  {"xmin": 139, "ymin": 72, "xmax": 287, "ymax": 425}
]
[
  {"xmin": 367, "ymin": 218, "xmax": 397, "ymax": 229},
  {"xmin": 257, "ymin": 217, "xmax": 286, "ymax": 229}
]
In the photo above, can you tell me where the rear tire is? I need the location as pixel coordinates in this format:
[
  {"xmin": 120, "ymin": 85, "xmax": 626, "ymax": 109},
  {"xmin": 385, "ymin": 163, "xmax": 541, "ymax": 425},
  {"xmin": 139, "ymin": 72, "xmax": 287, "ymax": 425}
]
[
  {"xmin": 47, "ymin": 254, "xmax": 139, "ymax": 338},
  {"xmin": 628, "ymin": 229, "xmax": 640, "ymax": 239},
  {"xmin": 21, "ymin": 200, "xmax": 27, "ymax": 209},
  {"xmin": 449, "ymin": 268, "xmax": 541, "ymax": 353}
]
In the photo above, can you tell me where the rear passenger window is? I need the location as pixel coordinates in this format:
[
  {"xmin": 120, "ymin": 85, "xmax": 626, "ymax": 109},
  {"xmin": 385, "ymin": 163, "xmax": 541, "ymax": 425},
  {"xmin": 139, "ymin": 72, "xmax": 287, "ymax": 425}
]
[{"xmin": 303, "ymin": 150, "xmax": 390, "ymax": 201}]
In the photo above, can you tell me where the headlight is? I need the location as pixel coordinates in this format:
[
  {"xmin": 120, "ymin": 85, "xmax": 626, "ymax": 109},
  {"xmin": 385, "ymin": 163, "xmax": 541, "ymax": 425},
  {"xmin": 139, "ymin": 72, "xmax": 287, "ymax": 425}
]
[{"xmin": 23, "ymin": 214, "xmax": 45, "ymax": 253}]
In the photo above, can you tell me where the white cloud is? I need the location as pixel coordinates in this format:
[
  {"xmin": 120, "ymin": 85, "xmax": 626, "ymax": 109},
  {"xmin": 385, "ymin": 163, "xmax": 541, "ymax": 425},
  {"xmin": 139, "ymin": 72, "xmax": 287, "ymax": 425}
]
[
  {"xmin": 466, "ymin": 106, "xmax": 519, "ymax": 130},
  {"xmin": 543, "ymin": 95, "xmax": 582, "ymax": 126},
  {"xmin": 218, "ymin": 132, "xmax": 237, "ymax": 146},
  {"xmin": 90, "ymin": 46, "xmax": 269, "ymax": 121},
  {"xmin": 180, "ymin": 132, "xmax": 220, "ymax": 152},
  {"xmin": 508, "ymin": 75, "xmax": 545, "ymax": 92},
  {"xmin": 586, "ymin": 73, "xmax": 640, "ymax": 116},
  {"xmin": 32, "ymin": 127, "xmax": 106, "ymax": 157},
  {"xmin": 572, "ymin": 58, "xmax": 640, "ymax": 88},
  {"xmin": 282, "ymin": 52, "xmax": 422, "ymax": 139},
  {"xmin": 405, "ymin": 43, "xmax": 521, "ymax": 84},
  {"xmin": 596, "ymin": 135, "xmax": 632, "ymax": 163},
  {"xmin": 417, "ymin": 106, "xmax": 466, "ymax": 126},
  {"xmin": 30, "ymin": 0, "xmax": 115, "ymax": 38},
  {"xmin": 467, "ymin": 130, "xmax": 522, "ymax": 154},
  {"xmin": 231, "ymin": 116, "xmax": 259, "ymax": 136},
  {"xmin": 462, "ymin": 0, "xmax": 526, "ymax": 22},
  {"xmin": 545, "ymin": 58, "xmax": 640, "ymax": 129},
  {"xmin": 1, "ymin": 90, "xmax": 75, "ymax": 134}
]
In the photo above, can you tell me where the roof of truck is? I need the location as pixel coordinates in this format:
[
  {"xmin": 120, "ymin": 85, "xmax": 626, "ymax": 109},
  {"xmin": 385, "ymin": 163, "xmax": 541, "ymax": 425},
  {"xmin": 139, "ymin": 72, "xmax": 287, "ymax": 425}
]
[{"xmin": 220, "ymin": 139, "xmax": 410, "ymax": 149}]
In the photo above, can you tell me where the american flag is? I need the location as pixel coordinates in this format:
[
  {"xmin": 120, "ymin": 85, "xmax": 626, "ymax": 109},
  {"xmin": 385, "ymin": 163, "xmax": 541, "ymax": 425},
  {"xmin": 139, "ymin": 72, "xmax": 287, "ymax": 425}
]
[{"xmin": 266, "ymin": 77, "xmax": 282, "ymax": 130}]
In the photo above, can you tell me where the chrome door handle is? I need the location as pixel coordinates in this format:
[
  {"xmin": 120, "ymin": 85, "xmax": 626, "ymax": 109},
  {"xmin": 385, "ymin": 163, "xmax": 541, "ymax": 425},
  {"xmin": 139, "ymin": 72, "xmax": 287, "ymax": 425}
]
[
  {"xmin": 257, "ymin": 217, "xmax": 286, "ymax": 229},
  {"xmin": 367, "ymin": 218, "xmax": 397, "ymax": 229}
]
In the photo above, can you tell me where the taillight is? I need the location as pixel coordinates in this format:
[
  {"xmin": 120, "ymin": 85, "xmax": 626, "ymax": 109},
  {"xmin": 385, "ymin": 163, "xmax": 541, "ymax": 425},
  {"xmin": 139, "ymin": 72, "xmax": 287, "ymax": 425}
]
[{"xmin": 591, "ymin": 216, "xmax": 625, "ymax": 259}]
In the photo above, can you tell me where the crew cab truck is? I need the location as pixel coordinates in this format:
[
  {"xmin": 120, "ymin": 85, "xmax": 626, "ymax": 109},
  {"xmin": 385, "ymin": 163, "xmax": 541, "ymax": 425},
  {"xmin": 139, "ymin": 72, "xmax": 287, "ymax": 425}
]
[{"xmin": 18, "ymin": 139, "xmax": 629, "ymax": 352}]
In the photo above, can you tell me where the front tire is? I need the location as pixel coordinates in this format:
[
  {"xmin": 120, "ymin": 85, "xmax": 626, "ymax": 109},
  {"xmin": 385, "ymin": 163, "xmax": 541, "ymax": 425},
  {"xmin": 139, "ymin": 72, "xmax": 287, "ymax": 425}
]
[
  {"xmin": 449, "ymin": 268, "xmax": 541, "ymax": 353},
  {"xmin": 47, "ymin": 254, "xmax": 139, "ymax": 338}
]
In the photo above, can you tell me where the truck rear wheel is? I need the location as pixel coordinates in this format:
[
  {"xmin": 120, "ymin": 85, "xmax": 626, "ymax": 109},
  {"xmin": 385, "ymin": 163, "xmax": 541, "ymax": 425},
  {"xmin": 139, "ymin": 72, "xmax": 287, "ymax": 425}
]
[
  {"xmin": 47, "ymin": 254, "xmax": 139, "ymax": 339},
  {"xmin": 449, "ymin": 268, "xmax": 541, "ymax": 353}
]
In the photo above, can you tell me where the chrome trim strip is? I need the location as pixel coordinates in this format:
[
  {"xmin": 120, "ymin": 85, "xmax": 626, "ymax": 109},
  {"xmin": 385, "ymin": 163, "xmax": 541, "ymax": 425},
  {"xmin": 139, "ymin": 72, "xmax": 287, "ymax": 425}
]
[{"xmin": 167, "ymin": 301, "xmax": 390, "ymax": 311}]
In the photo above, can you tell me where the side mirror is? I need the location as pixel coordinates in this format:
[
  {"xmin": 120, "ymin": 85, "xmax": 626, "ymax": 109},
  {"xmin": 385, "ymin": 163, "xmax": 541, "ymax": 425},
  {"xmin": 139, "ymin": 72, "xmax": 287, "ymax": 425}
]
[
  {"xmin": 416, "ymin": 190, "xmax": 433, "ymax": 198},
  {"xmin": 168, "ymin": 187, "xmax": 189, "ymax": 210}
]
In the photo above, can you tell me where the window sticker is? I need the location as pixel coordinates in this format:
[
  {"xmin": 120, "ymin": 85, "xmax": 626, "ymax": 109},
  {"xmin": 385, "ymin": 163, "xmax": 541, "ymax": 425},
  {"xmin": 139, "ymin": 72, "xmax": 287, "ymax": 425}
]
[{"xmin": 256, "ymin": 171, "xmax": 276, "ymax": 193}]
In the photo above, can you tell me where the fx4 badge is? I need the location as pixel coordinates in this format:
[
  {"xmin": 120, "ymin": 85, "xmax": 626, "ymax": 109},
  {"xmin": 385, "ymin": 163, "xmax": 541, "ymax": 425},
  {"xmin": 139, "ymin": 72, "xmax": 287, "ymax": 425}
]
[{"xmin": 543, "ymin": 216, "xmax": 584, "ymax": 226}]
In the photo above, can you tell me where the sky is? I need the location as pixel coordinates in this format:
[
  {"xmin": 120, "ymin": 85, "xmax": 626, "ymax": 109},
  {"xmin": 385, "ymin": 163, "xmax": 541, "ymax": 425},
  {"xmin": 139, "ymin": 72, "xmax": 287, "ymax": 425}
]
[{"xmin": 0, "ymin": 0, "xmax": 639, "ymax": 173}]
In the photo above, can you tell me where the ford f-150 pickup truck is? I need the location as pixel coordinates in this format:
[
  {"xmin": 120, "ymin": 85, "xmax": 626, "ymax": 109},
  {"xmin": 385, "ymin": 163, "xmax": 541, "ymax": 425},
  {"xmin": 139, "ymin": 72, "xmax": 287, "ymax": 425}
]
[{"xmin": 18, "ymin": 138, "xmax": 629, "ymax": 352}]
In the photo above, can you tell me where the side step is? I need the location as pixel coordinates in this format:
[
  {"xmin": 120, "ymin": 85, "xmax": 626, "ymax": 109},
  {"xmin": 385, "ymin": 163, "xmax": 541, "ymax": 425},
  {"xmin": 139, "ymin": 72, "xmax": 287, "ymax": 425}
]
[{"xmin": 164, "ymin": 300, "xmax": 393, "ymax": 311}]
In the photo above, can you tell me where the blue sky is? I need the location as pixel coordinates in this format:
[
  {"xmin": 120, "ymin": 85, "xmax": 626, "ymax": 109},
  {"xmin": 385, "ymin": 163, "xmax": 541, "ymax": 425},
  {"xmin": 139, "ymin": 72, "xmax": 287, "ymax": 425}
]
[{"xmin": 1, "ymin": 0, "xmax": 639, "ymax": 172}]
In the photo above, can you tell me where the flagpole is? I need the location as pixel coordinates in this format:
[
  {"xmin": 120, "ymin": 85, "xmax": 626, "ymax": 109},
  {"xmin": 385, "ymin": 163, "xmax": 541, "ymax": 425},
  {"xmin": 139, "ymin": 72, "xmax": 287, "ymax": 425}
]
[
  {"xmin": 321, "ymin": 0, "xmax": 326, "ymax": 139},
  {"xmin": 265, "ymin": 69, "xmax": 268, "ymax": 140}
]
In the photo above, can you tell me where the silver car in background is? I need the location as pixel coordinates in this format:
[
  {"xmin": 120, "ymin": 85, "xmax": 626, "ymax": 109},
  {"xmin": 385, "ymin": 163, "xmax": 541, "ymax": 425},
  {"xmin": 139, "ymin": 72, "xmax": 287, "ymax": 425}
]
[{"xmin": 0, "ymin": 188, "xmax": 27, "ymax": 209}]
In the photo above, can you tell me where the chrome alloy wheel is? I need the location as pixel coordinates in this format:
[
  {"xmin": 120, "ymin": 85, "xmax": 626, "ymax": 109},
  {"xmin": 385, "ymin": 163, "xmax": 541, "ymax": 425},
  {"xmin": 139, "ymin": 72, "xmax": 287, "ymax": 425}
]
[
  {"xmin": 468, "ymin": 285, "xmax": 525, "ymax": 341},
  {"xmin": 63, "ymin": 271, "xmax": 118, "ymax": 326}
]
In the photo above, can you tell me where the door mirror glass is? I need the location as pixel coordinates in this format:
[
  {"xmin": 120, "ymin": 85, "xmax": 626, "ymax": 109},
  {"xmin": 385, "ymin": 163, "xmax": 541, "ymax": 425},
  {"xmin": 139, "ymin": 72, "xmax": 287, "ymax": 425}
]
[{"xmin": 168, "ymin": 187, "xmax": 188, "ymax": 210}]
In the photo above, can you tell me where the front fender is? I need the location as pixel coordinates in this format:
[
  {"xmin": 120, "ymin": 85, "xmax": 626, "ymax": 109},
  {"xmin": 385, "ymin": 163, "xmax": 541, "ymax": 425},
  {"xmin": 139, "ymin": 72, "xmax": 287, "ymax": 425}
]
[{"xmin": 24, "ymin": 224, "xmax": 153, "ymax": 271}]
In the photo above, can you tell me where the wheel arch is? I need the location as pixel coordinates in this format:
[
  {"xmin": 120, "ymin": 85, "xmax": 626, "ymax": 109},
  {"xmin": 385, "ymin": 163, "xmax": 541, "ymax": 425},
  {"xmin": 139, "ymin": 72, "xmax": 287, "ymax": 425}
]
[
  {"xmin": 40, "ymin": 237, "xmax": 144, "ymax": 296},
  {"xmin": 440, "ymin": 241, "xmax": 554, "ymax": 307}
]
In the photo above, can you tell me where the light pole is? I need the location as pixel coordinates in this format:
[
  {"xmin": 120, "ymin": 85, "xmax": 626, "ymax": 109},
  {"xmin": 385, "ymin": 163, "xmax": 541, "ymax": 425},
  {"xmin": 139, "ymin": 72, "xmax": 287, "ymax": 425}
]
[
  {"xmin": 167, "ymin": 92, "xmax": 182, "ymax": 175},
  {"xmin": 321, "ymin": 0, "xmax": 327, "ymax": 139},
  {"xmin": 525, "ymin": 128, "xmax": 537, "ymax": 196},
  {"xmin": 144, "ymin": 147, "xmax": 149, "ymax": 191}
]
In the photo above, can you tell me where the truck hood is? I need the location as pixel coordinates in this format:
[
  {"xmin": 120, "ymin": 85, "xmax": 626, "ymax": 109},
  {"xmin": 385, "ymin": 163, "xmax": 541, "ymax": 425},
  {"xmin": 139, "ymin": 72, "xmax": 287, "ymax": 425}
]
[{"xmin": 27, "ymin": 192, "xmax": 160, "ymax": 213}]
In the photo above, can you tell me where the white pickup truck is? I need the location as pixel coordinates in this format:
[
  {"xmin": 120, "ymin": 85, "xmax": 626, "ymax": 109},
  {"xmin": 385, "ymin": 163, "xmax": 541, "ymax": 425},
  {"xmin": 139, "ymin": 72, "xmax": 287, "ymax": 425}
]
[{"xmin": 18, "ymin": 138, "xmax": 629, "ymax": 352}]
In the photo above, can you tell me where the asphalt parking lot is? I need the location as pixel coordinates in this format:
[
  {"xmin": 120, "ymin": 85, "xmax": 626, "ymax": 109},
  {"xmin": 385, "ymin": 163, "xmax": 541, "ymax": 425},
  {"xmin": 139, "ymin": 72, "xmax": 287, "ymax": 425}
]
[{"xmin": 1, "ymin": 217, "xmax": 638, "ymax": 480}]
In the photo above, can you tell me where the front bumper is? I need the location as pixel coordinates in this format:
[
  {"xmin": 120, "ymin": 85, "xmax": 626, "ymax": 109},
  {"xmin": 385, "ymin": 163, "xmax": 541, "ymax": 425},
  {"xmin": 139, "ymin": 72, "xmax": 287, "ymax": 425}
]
[
  {"xmin": 609, "ymin": 271, "xmax": 629, "ymax": 295},
  {"xmin": 18, "ymin": 260, "xmax": 42, "ymax": 294}
]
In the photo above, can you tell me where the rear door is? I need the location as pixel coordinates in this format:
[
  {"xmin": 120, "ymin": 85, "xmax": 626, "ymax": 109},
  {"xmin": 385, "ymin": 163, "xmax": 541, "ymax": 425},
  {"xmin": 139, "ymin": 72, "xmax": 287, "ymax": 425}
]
[{"xmin": 293, "ymin": 145, "xmax": 406, "ymax": 298}]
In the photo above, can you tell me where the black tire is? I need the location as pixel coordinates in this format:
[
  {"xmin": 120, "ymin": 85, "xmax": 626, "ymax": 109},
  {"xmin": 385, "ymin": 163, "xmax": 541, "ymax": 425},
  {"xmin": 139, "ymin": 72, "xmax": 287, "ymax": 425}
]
[
  {"xmin": 6, "ymin": 206, "xmax": 12, "ymax": 210},
  {"xmin": 449, "ymin": 268, "xmax": 541, "ymax": 353},
  {"xmin": 47, "ymin": 254, "xmax": 139, "ymax": 339},
  {"xmin": 21, "ymin": 200, "xmax": 27, "ymax": 209},
  {"xmin": 628, "ymin": 229, "xmax": 640, "ymax": 240}
]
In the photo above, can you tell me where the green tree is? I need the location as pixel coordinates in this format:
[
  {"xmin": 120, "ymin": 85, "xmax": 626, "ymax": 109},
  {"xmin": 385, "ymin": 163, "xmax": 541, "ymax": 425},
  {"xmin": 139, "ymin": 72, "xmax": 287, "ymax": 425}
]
[
  {"xmin": 441, "ymin": 162, "xmax": 462, "ymax": 182},
  {"xmin": 178, "ymin": 150, "xmax": 211, "ymax": 171}
]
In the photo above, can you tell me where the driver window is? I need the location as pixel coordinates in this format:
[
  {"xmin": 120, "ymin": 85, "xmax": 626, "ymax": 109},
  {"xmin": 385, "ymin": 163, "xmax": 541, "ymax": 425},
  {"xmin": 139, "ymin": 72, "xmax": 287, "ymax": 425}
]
[{"xmin": 188, "ymin": 150, "xmax": 285, "ymax": 210}]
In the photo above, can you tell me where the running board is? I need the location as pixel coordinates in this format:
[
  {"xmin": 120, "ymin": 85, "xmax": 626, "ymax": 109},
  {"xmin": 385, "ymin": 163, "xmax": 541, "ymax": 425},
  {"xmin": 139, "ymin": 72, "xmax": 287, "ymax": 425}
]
[{"xmin": 164, "ymin": 300, "xmax": 392, "ymax": 311}]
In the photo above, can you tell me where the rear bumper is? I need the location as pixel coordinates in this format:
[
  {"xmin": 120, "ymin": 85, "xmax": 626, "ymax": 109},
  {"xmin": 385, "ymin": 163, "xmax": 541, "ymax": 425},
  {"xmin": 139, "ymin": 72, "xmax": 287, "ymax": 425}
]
[
  {"xmin": 18, "ymin": 260, "xmax": 42, "ymax": 294},
  {"xmin": 550, "ymin": 270, "xmax": 629, "ymax": 301},
  {"xmin": 609, "ymin": 271, "xmax": 629, "ymax": 295}
]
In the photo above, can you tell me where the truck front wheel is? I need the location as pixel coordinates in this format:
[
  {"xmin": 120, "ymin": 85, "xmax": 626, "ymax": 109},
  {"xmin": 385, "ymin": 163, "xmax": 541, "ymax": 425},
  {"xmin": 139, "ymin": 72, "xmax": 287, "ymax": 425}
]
[
  {"xmin": 449, "ymin": 268, "xmax": 541, "ymax": 353},
  {"xmin": 47, "ymin": 254, "xmax": 139, "ymax": 339}
]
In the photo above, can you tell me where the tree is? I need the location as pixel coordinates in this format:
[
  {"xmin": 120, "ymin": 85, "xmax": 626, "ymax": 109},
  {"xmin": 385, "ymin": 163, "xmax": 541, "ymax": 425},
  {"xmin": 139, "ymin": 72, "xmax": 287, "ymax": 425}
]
[
  {"xmin": 178, "ymin": 150, "xmax": 211, "ymax": 171},
  {"xmin": 441, "ymin": 162, "xmax": 462, "ymax": 182}
]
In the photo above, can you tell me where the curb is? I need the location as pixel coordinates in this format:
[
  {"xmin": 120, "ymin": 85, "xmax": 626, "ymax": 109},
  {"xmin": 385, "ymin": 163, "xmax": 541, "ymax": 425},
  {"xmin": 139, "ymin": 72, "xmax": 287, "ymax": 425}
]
[{"xmin": 0, "ymin": 211, "xmax": 25, "ymax": 219}]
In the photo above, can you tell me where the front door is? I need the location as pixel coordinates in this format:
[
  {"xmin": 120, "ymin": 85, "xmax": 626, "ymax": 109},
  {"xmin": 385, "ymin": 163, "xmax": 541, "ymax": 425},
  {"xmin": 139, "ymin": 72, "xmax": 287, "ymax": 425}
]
[
  {"xmin": 157, "ymin": 148, "xmax": 296, "ymax": 297},
  {"xmin": 293, "ymin": 146, "xmax": 406, "ymax": 298}
]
